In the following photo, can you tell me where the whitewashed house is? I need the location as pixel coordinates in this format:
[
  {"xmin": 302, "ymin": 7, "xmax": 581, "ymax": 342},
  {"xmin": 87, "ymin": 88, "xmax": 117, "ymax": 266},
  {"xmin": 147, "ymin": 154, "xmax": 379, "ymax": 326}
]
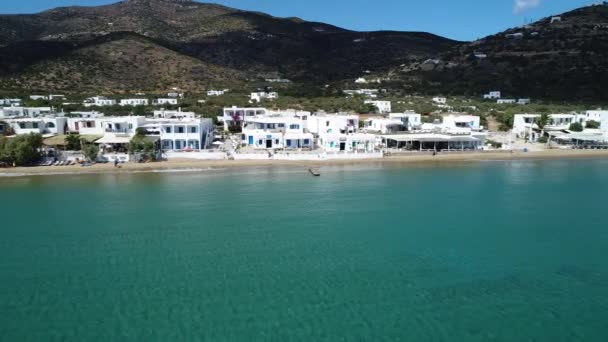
[
  {"xmin": 144, "ymin": 118, "xmax": 214, "ymax": 150},
  {"xmin": 442, "ymin": 114, "xmax": 482, "ymax": 131},
  {"xmin": 153, "ymin": 109, "xmax": 196, "ymax": 119},
  {"xmin": 343, "ymin": 89, "xmax": 379, "ymax": 98},
  {"xmin": 220, "ymin": 107, "xmax": 268, "ymax": 131},
  {"xmin": 119, "ymin": 98, "xmax": 149, "ymax": 106},
  {"xmin": 364, "ymin": 100, "xmax": 392, "ymax": 113},
  {"xmin": 250, "ymin": 92, "xmax": 278, "ymax": 103},
  {"xmin": 432, "ymin": 97, "xmax": 447, "ymax": 104},
  {"xmin": 0, "ymin": 107, "xmax": 54, "ymax": 118},
  {"xmin": 389, "ymin": 112, "xmax": 422, "ymax": 130},
  {"xmin": 307, "ymin": 114, "xmax": 359, "ymax": 135},
  {"xmin": 241, "ymin": 115, "xmax": 313, "ymax": 150},
  {"xmin": 6, "ymin": 117, "xmax": 67, "ymax": 136},
  {"xmin": 355, "ymin": 77, "xmax": 368, "ymax": 84},
  {"xmin": 207, "ymin": 90, "xmax": 226, "ymax": 96},
  {"xmin": 517, "ymin": 98, "xmax": 531, "ymax": 105},
  {"xmin": 154, "ymin": 98, "xmax": 178, "ymax": 106},
  {"xmin": 363, "ymin": 118, "xmax": 405, "ymax": 134},
  {"xmin": 84, "ymin": 96, "xmax": 116, "ymax": 107},
  {"xmin": 497, "ymin": 99, "xmax": 517, "ymax": 104},
  {"xmin": 584, "ymin": 110, "xmax": 608, "ymax": 135},
  {"xmin": 483, "ymin": 91, "xmax": 501, "ymax": 99},
  {"xmin": 513, "ymin": 113, "xmax": 582, "ymax": 141},
  {"xmin": 317, "ymin": 133, "xmax": 376, "ymax": 153},
  {"xmin": 29, "ymin": 95, "xmax": 49, "ymax": 101},
  {"xmin": 0, "ymin": 99, "xmax": 22, "ymax": 107}
]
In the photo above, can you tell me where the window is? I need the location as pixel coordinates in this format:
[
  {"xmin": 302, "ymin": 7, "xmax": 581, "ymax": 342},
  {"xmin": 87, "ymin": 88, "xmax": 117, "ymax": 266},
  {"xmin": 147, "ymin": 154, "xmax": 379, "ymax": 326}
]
[
  {"xmin": 304, "ymin": 139, "xmax": 310, "ymax": 145},
  {"xmin": 165, "ymin": 126, "xmax": 172, "ymax": 133},
  {"xmin": 128, "ymin": 124, "xmax": 133, "ymax": 129},
  {"xmin": 258, "ymin": 139, "xmax": 263, "ymax": 145},
  {"xmin": 190, "ymin": 126, "xmax": 197, "ymax": 133},
  {"xmin": 32, "ymin": 122, "xmax": 39, "ymax": 129},
  {"xmin": 19, "ymin": 123, "xmax": 25, "ymax": 129},
  {"xmin": 46, "ymin": 122, "xmax": 55, "ymax": 128},
  {"xmin": 326, "ymin": 121, "xmax": 330, "ymax": 127},
  {"xmin": 289, "ymin": 124, "xmax": 299, "ymax": 130},
  {"xmin": 177, "ymin": 126, "xmax": 185, "ymax": 133},
  {"xmin": 275, "ymin": 139, "xmax": 279, "ymax": 144},
  {"xmin": 278, "ymin": 123, "xmax": 285, "ymax": 128}
]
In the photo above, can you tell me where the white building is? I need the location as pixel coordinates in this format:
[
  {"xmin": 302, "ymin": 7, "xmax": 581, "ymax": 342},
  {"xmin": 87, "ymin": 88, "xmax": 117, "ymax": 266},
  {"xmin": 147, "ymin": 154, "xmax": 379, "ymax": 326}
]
[
  {"xmin": 355, "ymin": 77, "xmax": 368, "ymax": 84},
  {"xmin": 584, "ymin": 110, "xmax": 608, "ymax": 135},
  {"xmin": 154, "ymin": 98, "xmax": 178, "ymax": 106},
  {"xmin": 153, "ymin": 109, "xmax": 196, "ymax": 119},
  {"xmin": 84, "ymin": 96, "xmax": 117, "ymax": 107},
  {"xmin": 517, "ymin": 98, "xmax": 531, "ymax": 105},
  {"xmin": 0, "ymin": 99, "xmax": 22, "ymax": 107},
  {"xmin": 442, "ymin": 114, "xmax": 482, "ymax": 131},
  {"xmin": 483, "ymin": 91, "xmax": 501, "ymax": 99},
  {"xmin": 497, "ymin": 99, "xmax": 517, "ymax": 104},
  {"xmin": 207, "ymin": 90, "xmax": 226, "ymax": 96},
  {"xmin": 119, "ymin": 98, "xmax": 149, "ymax": 107},
  {"xmin": 432, "ymin": 97, "xmax": 447, "ymax": 104},
  {"xmin": 364, "ymin": 100, "xmax": 392, "ymax": 113},
  {"xmin": 0, "ymin": 107, "xmax": 53, "ymax": 118},
  {"xmin": 389, "ymin": 112, "xmax": 422, "ymax": 130},
  {"xmin": 241, "ymin": 115, "xmax": 313, "ymax": 149},
  {"xmin": 317, "ymin": 133, "xmax": 376, "ymax": 153},
  {"xmin": 363, "ymin": 118, "xmax": 405, "ymax": 134},
  {"xmin": 143, "ymin": 118, "xmax": 214, "ymax": 151},
  {"xmin": 307, "ymin": 114, "xmax": 359, "ymax": 135},
  {"xmin": 513, "ymin": 113, "xmax": 583, "ymax": 141},
  {"xmin": 220, "ymin": 107, "xmax": 269, "ymax": 131},
  {"xmin": 6, "ymin": 117, "xmax": 67, "ymax": 136},
  {"xmin": 29, "ymin": 95, "xmax": 49, "ymax": 101},
  {"xmin": 250, "ymin": 92, "xmax": 278, "ymax": 103},
  {"xmin": 343, "ymin": 89, "xmax": 379, "ymax": 98}
]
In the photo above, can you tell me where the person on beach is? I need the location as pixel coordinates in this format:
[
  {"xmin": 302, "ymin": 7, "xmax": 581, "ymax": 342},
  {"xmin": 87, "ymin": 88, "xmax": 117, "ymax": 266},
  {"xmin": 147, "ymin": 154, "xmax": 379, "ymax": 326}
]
[{"xmin": 114, "ymin": 159, "xmax": 118, "ymax": 168}]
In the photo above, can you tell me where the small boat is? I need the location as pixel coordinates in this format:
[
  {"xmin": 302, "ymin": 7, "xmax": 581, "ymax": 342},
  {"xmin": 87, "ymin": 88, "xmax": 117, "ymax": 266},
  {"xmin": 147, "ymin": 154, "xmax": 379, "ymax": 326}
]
[{"xmin": 309, "ymin": 168, "xmax": 321, "ymax": 176}]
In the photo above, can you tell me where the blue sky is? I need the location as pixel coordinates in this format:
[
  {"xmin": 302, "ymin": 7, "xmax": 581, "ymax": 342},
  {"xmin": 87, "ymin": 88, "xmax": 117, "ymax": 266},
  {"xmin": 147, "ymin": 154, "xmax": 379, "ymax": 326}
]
[{"xmin": 0, "ymin": 0, "xmax": 592, "ymax": 41}]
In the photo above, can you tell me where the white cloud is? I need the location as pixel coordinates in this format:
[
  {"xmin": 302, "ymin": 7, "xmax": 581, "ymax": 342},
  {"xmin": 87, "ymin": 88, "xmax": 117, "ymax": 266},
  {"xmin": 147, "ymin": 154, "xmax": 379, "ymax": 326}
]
[{"xmin": 513, "ymin": 0, "xmax": 542, "ymax": 14}]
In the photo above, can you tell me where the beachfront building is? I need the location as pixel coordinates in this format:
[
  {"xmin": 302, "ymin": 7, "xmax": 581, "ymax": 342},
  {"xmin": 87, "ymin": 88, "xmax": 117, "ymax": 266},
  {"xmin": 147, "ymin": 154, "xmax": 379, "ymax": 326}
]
[
  {"xmin": 584, "ymin": 110, "xmax": 608, "ymax": 133},
  {"xmin": 250, "ymin": 92, "xmax": 278, "ymax": 103},
  {"xmin": 363, "ymin": 118, "xmax": 405, "ymax": 134},
  {"xmin": 241, "ymin": 115, "xmax": 313, "ymax": 150},
  {"xmin": 119, "ymin": 98, "xmax": 149, "ymax": 107},
  {"xmin": 5, "ymin": 117, "xmax": 67, "ymax": 136},
  {"xmin": 381, "ymin": 133, "xmax": 484, "ymax": 151},
  {"xmin": 389, "ymin": 112, "xmax": 422, "ymax": 130},
  {"xmin": 442, "ymin": 114, "xmax": 482, "ymax": 131},
  {"xmin": 317, "ymin": 133, "xmax": 376, "ymax": 153},
  {"xmin": 143, "ymin": 118, "xmax": 214, "ymax": 151},
  {"xmin": 512, "ymin": 113, "xmax": 585, "ymax": 142},
  {"xmin": 307, "ymin": 114, "xmax": 359, "ymax": 135},
  {"xmin": 220, "ymin": 107, "xmax": 268, "ymax": 131},
  {"xmin": 0, "ymin": 99, "xmax": 22, "ymax": 107},
  {"xmin": 364, "ymin": 100, "xmax": 392, "ymax": 113},
  {"xmin": 93, "ymin": 116, "xmax": 148, "ymax": 162},
  {"xmin": 0, "ymin": 107, "xmax": 53, "ymax": 118},
  {"xmin": 154, "ymin": 98, "xmax": 178, "ymax": 106},
  {"xmin": 83, "ymin": 96, "xmax": 117, "ymax": 107}
]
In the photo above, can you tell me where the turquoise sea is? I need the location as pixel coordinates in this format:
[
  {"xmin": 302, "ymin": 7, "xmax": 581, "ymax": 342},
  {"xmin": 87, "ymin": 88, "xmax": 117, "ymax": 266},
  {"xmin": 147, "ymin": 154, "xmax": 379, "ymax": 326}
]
[{"xmin": 1, "ymin": 159, "xmax": 608, "ymax": 341}]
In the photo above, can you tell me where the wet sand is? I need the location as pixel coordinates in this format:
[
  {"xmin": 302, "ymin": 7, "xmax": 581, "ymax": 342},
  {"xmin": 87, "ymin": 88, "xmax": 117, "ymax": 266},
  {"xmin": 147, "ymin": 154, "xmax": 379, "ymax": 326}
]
[{"xmin": 1, "ymin": 149, "xmax": 608, "ymax": 176}]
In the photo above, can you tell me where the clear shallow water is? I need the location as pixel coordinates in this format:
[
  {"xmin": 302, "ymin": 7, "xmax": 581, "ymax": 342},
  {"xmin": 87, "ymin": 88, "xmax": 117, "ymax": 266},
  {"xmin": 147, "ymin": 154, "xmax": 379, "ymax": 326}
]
[{"xmin": 1, "ymin": 160, "xmax": 608, "ymax": 341}]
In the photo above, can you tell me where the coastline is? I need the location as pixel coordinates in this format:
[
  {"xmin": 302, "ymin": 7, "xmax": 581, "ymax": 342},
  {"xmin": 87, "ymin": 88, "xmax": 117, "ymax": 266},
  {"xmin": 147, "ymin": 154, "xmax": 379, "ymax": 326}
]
[{"xmin": 1, "ymin": 149, "xmax": 608, "ymax": 176}]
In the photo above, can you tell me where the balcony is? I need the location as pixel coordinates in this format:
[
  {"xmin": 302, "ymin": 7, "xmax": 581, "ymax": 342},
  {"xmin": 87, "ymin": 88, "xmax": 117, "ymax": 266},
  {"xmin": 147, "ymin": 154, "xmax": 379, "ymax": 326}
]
[{"xmin": 105, "ymin": 128, "xmax": 129, "ymax": 136}]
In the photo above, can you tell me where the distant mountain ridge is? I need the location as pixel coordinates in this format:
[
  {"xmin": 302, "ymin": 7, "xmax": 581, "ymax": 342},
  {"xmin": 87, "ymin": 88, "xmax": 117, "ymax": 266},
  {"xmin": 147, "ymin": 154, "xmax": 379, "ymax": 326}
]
[{"xmin": 0, "ymin": 0, "xmax": 606, "ymax": 100}]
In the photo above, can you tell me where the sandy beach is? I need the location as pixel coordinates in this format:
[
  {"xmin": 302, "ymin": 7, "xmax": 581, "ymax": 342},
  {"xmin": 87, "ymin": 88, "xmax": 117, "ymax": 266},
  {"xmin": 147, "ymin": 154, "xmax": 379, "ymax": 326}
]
[{"xmin": 1, "ymin": 149, "xmax": 607, "ymax": 176}]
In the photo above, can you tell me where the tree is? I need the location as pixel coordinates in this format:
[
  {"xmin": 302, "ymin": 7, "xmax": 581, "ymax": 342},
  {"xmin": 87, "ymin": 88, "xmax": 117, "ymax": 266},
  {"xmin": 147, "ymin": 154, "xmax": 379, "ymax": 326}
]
[
  {"xmin": 569, "ymin": 122, "xmax": 583, "ymax": 132},
  {"xmin": 0, "ymin": 133, "xmax": 43, "ymax": 166},
  {"xmin": 585, "ymin": 120, "xmax": 600, "ymax": 129},
  {"xmin": 82, "ymin": 144, "xmax": 99, "ymax": 162},
  {"xmin": 65, "ymin": 134, "xmax": 82, "ymax": 151}
]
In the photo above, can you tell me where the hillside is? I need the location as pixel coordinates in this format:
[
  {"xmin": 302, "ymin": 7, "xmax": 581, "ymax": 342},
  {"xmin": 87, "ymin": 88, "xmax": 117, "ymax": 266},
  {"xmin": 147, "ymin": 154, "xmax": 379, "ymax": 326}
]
[
  {"xmin": 392, "ymin": 4, "xmax": 608, "ymax": 100},
  {"xmin": 0, "ymin": 0, "xmax": 457, "ymax": 92},
  {"xmin": 0, "ymin": 0, "xmax": 606, "ymax": 100}
]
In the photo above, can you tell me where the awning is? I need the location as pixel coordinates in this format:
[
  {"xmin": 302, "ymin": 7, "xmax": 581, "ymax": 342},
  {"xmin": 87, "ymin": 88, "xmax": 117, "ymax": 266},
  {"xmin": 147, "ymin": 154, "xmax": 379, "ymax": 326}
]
[
  {"xmin": 43, "ymin": 134, "xmax": 102, "ymax": 146},
  {"xmin": 95, "ymin": 136, "xmax": 132, "ymax": 144},
  {"xmin": 381, "ymin": 134, "xmax": 479, "ymax": 142}
]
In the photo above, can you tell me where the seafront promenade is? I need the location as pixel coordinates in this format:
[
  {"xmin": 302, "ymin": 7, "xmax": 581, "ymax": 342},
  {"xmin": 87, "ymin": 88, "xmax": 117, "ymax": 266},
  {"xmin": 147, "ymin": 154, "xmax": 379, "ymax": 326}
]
[{"xmin": 2, "ymin": 149, "xmax": 608, "ymax": 176}]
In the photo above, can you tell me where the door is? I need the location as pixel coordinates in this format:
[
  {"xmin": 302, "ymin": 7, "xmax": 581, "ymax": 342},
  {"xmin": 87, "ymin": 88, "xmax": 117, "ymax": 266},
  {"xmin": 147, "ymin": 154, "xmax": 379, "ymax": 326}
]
[
  {"xmin": 339, "ymin": 142, "xmax": 346, "ymax": 151},
  {"xmin": 74, "ymin": 122, "xmax": 79, "ymax": 131},
  {"xmin": 266, "ymin": 139, "xmax": 272, "ymax": 148},
  {"xmin": 248, "ymin": 136, "xmax": 254, "ymax": 145}
]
